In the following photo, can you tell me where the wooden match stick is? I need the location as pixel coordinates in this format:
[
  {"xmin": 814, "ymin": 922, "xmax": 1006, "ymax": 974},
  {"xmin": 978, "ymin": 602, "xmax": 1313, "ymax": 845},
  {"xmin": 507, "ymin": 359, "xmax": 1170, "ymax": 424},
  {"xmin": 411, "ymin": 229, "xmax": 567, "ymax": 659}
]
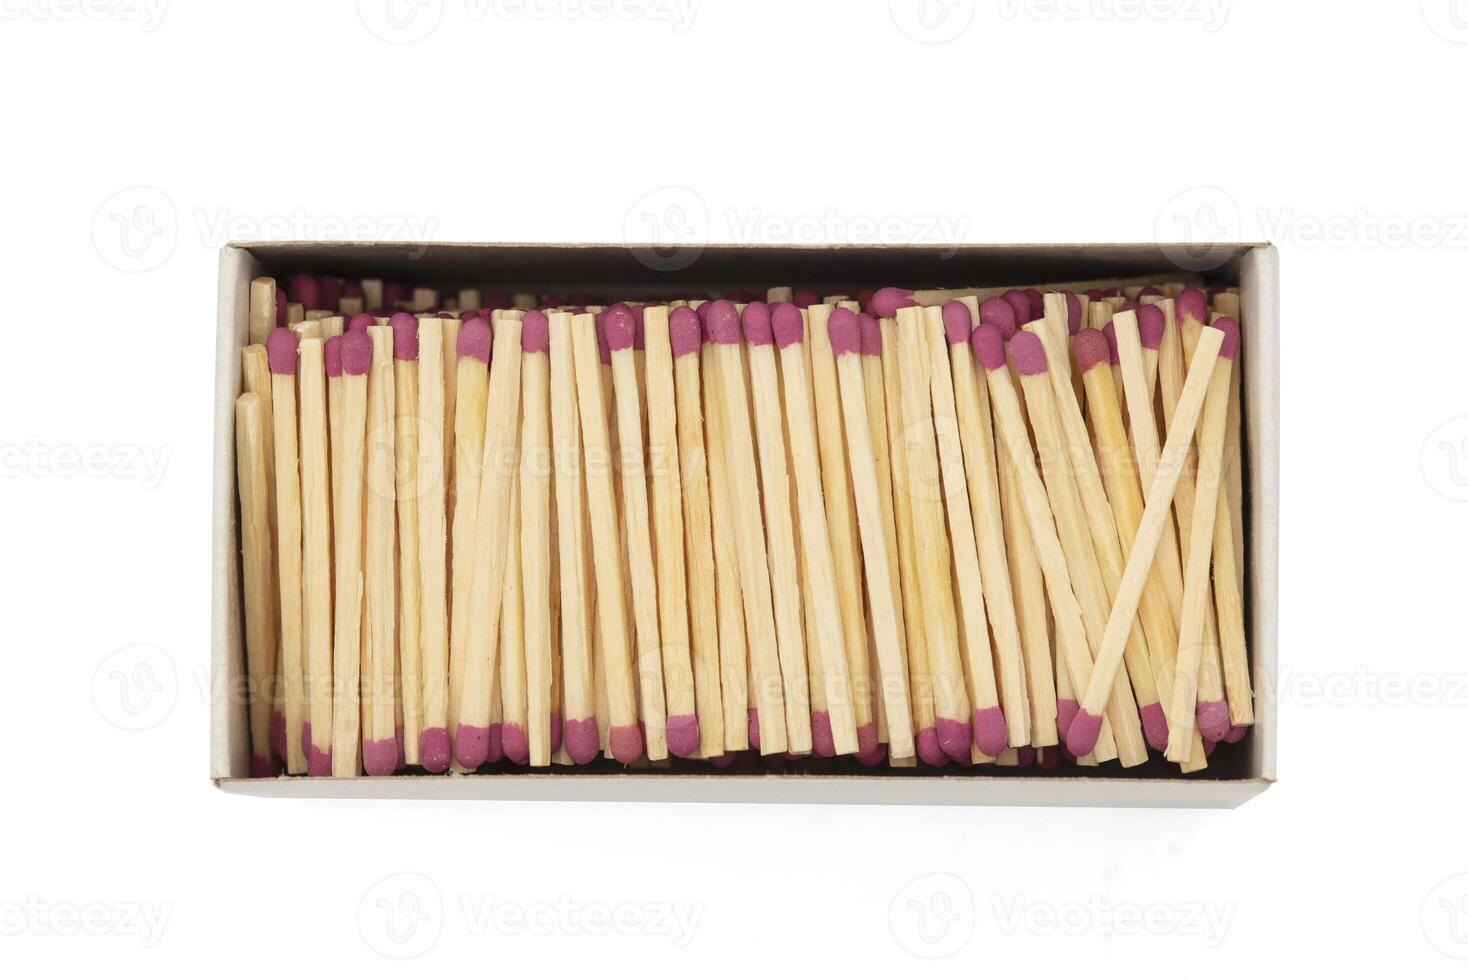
[
  {"xmin": 570, "ymin": 311, "xmax": 643, "ymax": 763},
  {"xmin": 297, "ymin": 338, "xmax": 335, "ymax": 780},
  {"xmin": 856, "ymin": 313, "xmax": 914, "ymax": 756},
  {"xmin": 328, "ymin": 330, "xmax": 371, "ymax": 776},
  {"xmin": 970, "ymin": 325, "xmax": 1120, "ymax": 764},
  {"xmin": 264, "ymin": 329, "xmax": 311, "ymax": 777},
  {"xmin": 739, "ymin": 302, "xmax": 812, "ymax": 755},
  {"xmin": 920, "ymin": 305, "xmax": 1005, "ymax": 758},
  {"xmin": 703, "ymin": 300, "xmax": 787, "ymax": 755},
  {"xmin": 827, "ymin": 309, "xmax": 915, "ymax": 760},
  {"xmin": 360, "ymin": 324, "xmax": 399, "ymax": 776},
  {"xmin": 768, "ymin": 302, "xmax": 857, "ymax": 757},
  {"xmin": 235, "ymin": 393, "xmax": 278, "ymax": 777},
  {"xmin": 547, "ymin": 311, "xmax": 599, "ymax": 763},
  {"xmin": 446, "ymin": 317, "xmax": 491, "ymax": 762},
  {"xmin": 414, "ymin": 317, "xmax": 451, "ymax": 772},
  {"xmin": 642, "ymin": 305, "xmax": 702, "ymax": 758},
  {"xmin": 605, "ymin": 305, "xmax": 670, "ymax": 761},
  {"xmin": 668, "ymin": 307, "xmax": 726, "ymax": 758},
  {"xmin": 877, "ymin": 315, "xmax": 939, "ymax": 764},
  {"xmin": 1166, "ymin": 318, "xmax": 1240, "ymax": 760},
  {"xmin": 387, "ymin": 316, "xmax": 424, "ymax": 768},
  {"xmin": 249, "ymin": 277, "xmax": 277, "ymax": 347},
  {"xmin": 500, "ymin": 474, "xmax": 529, "ymax": 766},
  {"xmin": 699, "ymin": 322, "xmax": 751, "ymax": 752},
  {"xmin": 804, "ymin": 304, "xmax": 876, "ymax": 753},
  {"xmin": 519, "ymin": 311, "xmax": 555, "ymax": 766},
  {"xmin": 892, "ymin": 305, "xmax": 973, "ymax": 762},
  {"xmin": 1209, "ymin": 291, "xmax": 1246, "ymax": 592},
  {"xmin": 1063, "ymin": 319, "xmax": 1230, "ymax": 759},
  {"xmin": 441, "ymin": 315, "xmax": 461, "ymax": 526},
  {"xmin": 454, "ymin": 313, "xmax": 523, "ymax": 769}
]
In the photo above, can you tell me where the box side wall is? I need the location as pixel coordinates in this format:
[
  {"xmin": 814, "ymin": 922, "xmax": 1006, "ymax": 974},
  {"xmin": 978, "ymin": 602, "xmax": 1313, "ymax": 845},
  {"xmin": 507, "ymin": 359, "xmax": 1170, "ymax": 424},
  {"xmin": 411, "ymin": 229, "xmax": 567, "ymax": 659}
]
[{"xmin": 211, "ymin": 247, "xmax": 261, "ymax": 779}]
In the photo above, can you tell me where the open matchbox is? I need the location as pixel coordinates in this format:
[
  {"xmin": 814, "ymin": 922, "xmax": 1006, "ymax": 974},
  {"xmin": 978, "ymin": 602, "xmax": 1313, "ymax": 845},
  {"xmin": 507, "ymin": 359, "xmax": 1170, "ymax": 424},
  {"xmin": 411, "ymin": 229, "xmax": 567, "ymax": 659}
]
[{"xmin": 211, "ymin": 241, "xmax": 1279, "ymax": 808}]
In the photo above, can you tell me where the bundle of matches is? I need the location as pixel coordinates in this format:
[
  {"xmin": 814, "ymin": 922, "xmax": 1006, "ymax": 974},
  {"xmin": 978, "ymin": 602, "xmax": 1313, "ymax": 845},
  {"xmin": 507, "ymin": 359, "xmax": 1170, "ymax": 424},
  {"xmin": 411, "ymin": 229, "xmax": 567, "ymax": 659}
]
[{"xmin": 234, "ymin": 271, "xmax": 1253, "ymax": 777}]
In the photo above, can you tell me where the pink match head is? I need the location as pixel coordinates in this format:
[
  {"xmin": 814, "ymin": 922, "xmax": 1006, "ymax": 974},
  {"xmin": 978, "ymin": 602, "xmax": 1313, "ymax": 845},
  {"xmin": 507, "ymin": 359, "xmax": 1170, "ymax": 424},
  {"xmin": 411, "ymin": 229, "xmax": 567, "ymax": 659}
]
[
  {"xmin": 770, "ymin": 302, "xmax": 804, "ymax": 348},
  {"xmin": 827, "ymin": 307, "xmax": 861, "ymax": 356},
  {"xmin": 1118, "ymin": 299, "xmax": 1140, "ymax": 314},
  {"xmin": 978, "ymin": 297, "xmax": 1017, "ymax": 339},
  {"xmin": 1007, "ymin": 330, "xmax": 1048, "ymax": 376},
  {"xmin": 1057, "ymin": 698, "xmax": 1079, "ymax": 743},
  {"xmin": 855, "ymin": 740, "xmax": 887, "ymax": 767},
  {"xmin": 603, "ymin": 304, "xmax": 636, "ymax": 352},
  {"xmin": 383, "ymin": 281, "xmax": 406, "ymax": 308},
  {"xmin": 341, "ymin": 330, "xmax": 372, "ymax": 376},
  {"xmin": 1211, "ymin": 316, "xmax": 1240, "ymax": 359},
  {"xmin": 1203, "ymin": 737, "xmax": 1217, "ymax": 757},
  {"xmin": 418, "ymin": 727, "xmax": 450, "ymax": 773},
  {"xmin": 916, "ymin": 726, "xmax": 947, "ymax": 767},
  {"xmin": 858, "ymin": 313, "xmax": 881, "ymax": 356},
  {"xmin": 856, "ymin": 722, "xmax": 878, "ymax": 759},
  {"xmin": 792, "ymin": 288, "xmax": 819, "ymax": 308},
  {"xmin": 521, "ymin": 309, "xmax": 549, "ymax": 354},
  {"xmin": 1084, "ymin": 288, "xmax": 1103, "ymax": 302},
  {"xmin": 741, "ymin": 301, "xmax": 774, "ymax": 346},
  {"xmin": 941, "ymin": 300, "xmax": 972, "ymax": 346},
  {"xmin": 1139, "ymin": 285, "xmax": 1162, "ymax": 298},
  {"xmin": 306, "ymin": 743, "xmax": 332, "ymax": 777},
  {"xmin": 1139, "ymin": 703, "xmax": 1169, "ymax": 753},
  {"xmin": 1137, "ymin": 304, "xmax": 1165, "ymax": 349},
  {"xmin": 457, "ymin": 317, "xmax": 492, "ymax": 363},
  {"xmin": 809, "ymin": 711, "xmax": 835, "ymax": 758},
  {"xmin": 1196, "ymin": 699, "xmax": 1231, "ymax": 741},
  {"xmin": 1223, "ymin": 724, "xmax": 1248, "ymax": 744},
  {"xmin": 287, "ymin": 273, "xmax": 320, "ymax": 311},
  {"xmin": 666, "ymin": 714, "xmax": 699, "ymax": 758},
  {"xmin": 1016, "ymin": 745, "xmax": 1037, "ymax": 768},
  {"xmin": 389, "ymin": 312, "xmax": 418, "ymax": 360},
  {"xmin": 1001, "ymin": 288, "xmax": 1032, "ymax": 324},
  {"xmin": 1064, "ymin": 709, "xmax": 1105, "ymax": 758},
  {"xmin": 343, "ymin": 280, "xmax": 364, "ymax": 299},
  {"xmin": 1101, "ymin": 322, "xmax": 1120, "ymax": 364},
  {"xmin": 563, "ymin": 717, "xmax": 599, "ymax": 764},
  {"xmin": 668, "ymin": 306, "xmax": 702, "ymax": 357},
  {"xmin": 347, "ymin": 313, "xmax": 375, "ymax": 333},
  {"xmin": 1073, "ymin": 328, "xmax": 1111, "ymax": 374},
  {"xmin": 1065, "ymin": 291, "xmax": 1083, "ymax": 334},
  {"xmin": 868, "ymin": 286, "xmax": 915, "ymax": 318},
  {"xmin": 502, "ymin": 723, "xmax": 529, "ymax": 765},
  {"xmin": 725, "ymin": 288, "xmax": 754, "ymax": 304},
  {"xmin": 1176, "ymin": 287, "xmax": 1207, "ymax": 326},
  {"xmin": 318, "ymin": 275, "xmax": 342, "ymax": 311},
  {"xmin": 1023, "ymin": 288, "xmax": 1044, "ymax": 318},
  {"xmin": 323, "ymin": 335, "xmax": 343, "ymax": 378},
  {"xmin": 608, "ymin": 724, "xmax": 643, "ymax": 764},
  {"xmin": 453, "ymin": 723, "xmax": 491, "ymax": 769},
  {"xmin": 631, "ymin": 304, "xmax": 646, "ymax": 351},
  {"xmin": 274, "ymin": 292, "xmax": 287, "ymax": 329},
  {"xmin": 937, "ymin": 716, "xmax": 973, "ymax": 760},
  {"xmin": 483, "ymin": 290, "xmax": 512, "ymax": 311},
  {"xmin": 266, "ymin": 327, "xmax": 297, "ymax": 375},
  {"xmin": 703, "ymin": 300, "xmax": 741, "ymax": 344},
  {"xmin": 747, "ymin": 708, "xmax": 761, "ymax": 751},
  {"xmin": 972, "ymin": 706, "xmax": 1007, "ymax": 758},
  {"xmin": 970, "ymin": 323, "xmax": 1007, "ymax": 371},
  {"xmin": 363, "ymin": 737, "xmax": 398, "ymax": 776}
]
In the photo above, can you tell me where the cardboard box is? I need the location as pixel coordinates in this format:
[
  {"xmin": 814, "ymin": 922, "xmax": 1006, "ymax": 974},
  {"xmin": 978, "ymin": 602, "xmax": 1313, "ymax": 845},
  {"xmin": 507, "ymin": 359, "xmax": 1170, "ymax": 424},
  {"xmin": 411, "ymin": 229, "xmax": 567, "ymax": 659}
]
[{"xmin": 212, "ymin": 242, "xmax": 1278, "ymax": 807}]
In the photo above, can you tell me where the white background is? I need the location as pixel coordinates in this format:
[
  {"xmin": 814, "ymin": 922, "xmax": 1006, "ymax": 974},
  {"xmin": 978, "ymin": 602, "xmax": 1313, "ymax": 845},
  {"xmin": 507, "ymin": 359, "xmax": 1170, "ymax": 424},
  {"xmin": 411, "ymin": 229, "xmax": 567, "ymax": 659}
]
[{"xmin": 3, "ymin": 0, "xmax": 1466, "ymax": 974}]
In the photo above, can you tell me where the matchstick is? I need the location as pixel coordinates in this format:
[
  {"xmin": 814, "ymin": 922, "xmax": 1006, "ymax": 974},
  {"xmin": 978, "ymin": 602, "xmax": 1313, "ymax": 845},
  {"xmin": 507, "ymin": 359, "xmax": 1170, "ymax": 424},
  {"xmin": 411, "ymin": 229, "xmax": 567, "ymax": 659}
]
[
  {"xmin": 878, "ymin": 315, "xmax": 940, "ymax": 765},
  {"xmin": 501, "ymin": 476, "xmax": 529, "ymax": 766},
  {"xmin": 446, "ymin": 318, "xmax": 491, "ymax": 762},
  {"xmin": 699, "ymin": 323, "xmax": 751, "ymax": 752},
  {"xmin": 389, "ymin": 315, "xmax": 424, "ymax": 767},
  {"xmin": 1063, "ymin": 319, "xmax": 1229, "ymax": 758},
  {"xmin": 441, "ymin": 315, "xmax": 461, "ymax": 525},
  {"xmin": 266, "ymin": 329, "xmax": 311, "ymax": 776},
  {"xmin": 768, "ymin": 302, "xmax": 858, "ymax": 756},
  {"xmin": 1209, "ymin": 291, "xmax": 1246, "ymax": 594},
  {"xmin": 414, "ymin": 317, "xmax": 451, "ymax": 772},
  {"xmin": 668, "ymin": 307, "xmax": 726, "ymax": 758},
  {"xmin": 740, "ymin": 302, "xmax": 812, "ymax": 754},
  {"xmin": 519, "ymin": 310, "xmax": 555, "ymax": 766},
  {"xmin": 804, "ymin": 304, "xmax": 875, "ymax": 753},
  {"xmin": 921, "ymin": 305, "xmax": 1006, "ymax": 757},
  {"xmin": 249, "ymin": 278, "xmax": 276, "ymax": 346},
  {"xmin": 361, "ymin": 324, "xmax": 399, "ymax": 776},
  {"xmin": 1166, "ymin": 318, "xmax": 1239, "ymax": 759},
  {"xmin": 856, "ymin": 313, "xmax": 914, "ymax": 756},
  {"xmin": 455, "ymin": 313, "xmax": 523, "ymax": 769},
  {"xmin": 239, "ymin": 345, "xmax": 287, "ymax": 766},
  {"xmin": 235, "ymin": 393, "xmax": 278, "ymax": 776},
  {"xmin": 298, "ymin": 337, "xmax": 334, "ymax": 779},
  {"xmin": 570, "ymin": 311, "xmax": 643, "ymax": 763},
  {"xmin": 329, "ymin": 330, "xmax": 371, "ymax": 776},
  {"xmin": 970, "ymin": 325, "xmax": 1119, "ymax": 764},
  {"xmin": 827, "ymin": 308, "xmax": 915, "ymax": 760},
  {"xmin": 1136, "ymin": 303, "xmax": 1166, "ymax": 404},
  {"xmin": 547, "ymin": 311, "xmax": 599, "ymax": 763},
  {"xmin": 703, "ymin": 300, "xmax": 787, "ymax": 754},
  {"xmin": 892, "ymin": 305, "xmax": 973, "ymax": 761},
  {"xmin": 605, "ymin": 304, "xmax": 670, "ymax": 761},
  {"xmin": 642, "ymin": 305, "xmax": 701, "ymax": 757}
]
